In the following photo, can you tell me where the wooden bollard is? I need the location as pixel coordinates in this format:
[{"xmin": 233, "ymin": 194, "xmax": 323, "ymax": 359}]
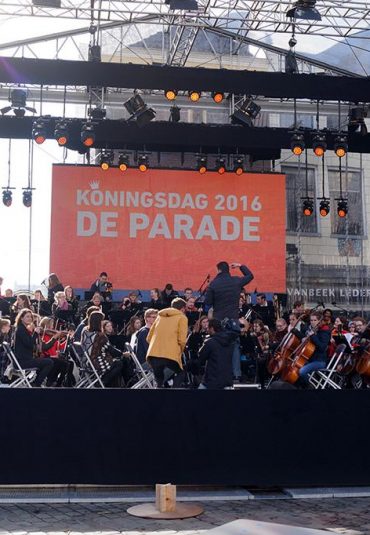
[{"xmin": 155, "ymin": 483, "xmax": 177, "ymax": 512}]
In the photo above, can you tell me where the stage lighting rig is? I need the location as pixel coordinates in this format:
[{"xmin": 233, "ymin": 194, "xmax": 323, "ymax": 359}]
[
  {"xmin": 188, "ymin": 91, "xmax": 201, "ymax": 102},
  {"xmin": 286, "ymin": 1, "xmax": 321, "ymax": 21},
  {"xmin": 1, "ymin": 88, "xmax": 37, "ymax": 117},
  {"xmin": 118, "ymin": 153, "xmax": 130, "ymax": 172},
  {"xmin": 319, "ymin": 198, "xmax": 330, "ymax": 217},
  {"xmin": 54, "ymin": 120, "xmax": 69, "ymax": 146},
  {"xmin": 100, "ymin": 151, "xmax": 114, "ymax": 171},
  {"xmin": 212, "ymin": 92, "xmax": 224, "ymax": 104},
  {"xmin": 81, "ymin": 122, "xmax": 96, "ymax": 147},
  {"xmin": 302, "ymin": 197, "xmax": 314, "ymax": 216},
  {"xmin": 138, "ymin": 154, "xmax": 149, "ymax": 172},
  {"xmin": 337, "ymin": 198, "xmax": 348, "ymax": 218},
  {"xmin": 334, "ymin": 135, "xmax": 348, "ymax": 158},
  {"xmin": 197, "ymin": 155, "xmax": 207, "ymax": 174},
  {"xmin": 88, "ymin": 107, "xmax": 106, "ymax": 120},
  {"xmin": 312, "ymin": 133, "xmax": 327, "ymax": 157},
  {"xmin": 22, "ymin": 188, "xmax": 33, "ymax": 208},
  {"xmin": 216, "ymin": 157, "xmax": 226, "ymax": 174},
  {"xmin": 2, "ymin": 188, "xmax": 13, "ymax": 207},
  {"xmin": 348, "ymin": 106, "xmax": 368, "ymax": 136},
  {"xmin": 291, "ymin": 132, "xmax": 305, "ymax": 156},
  {"xmin": 32, "ymin": 117, "xmax": 49, "ymax": 145},
  {"xmin": 231, "ymin": 98, "xmax": 261, "ymax": 127},
  {"xmin": 233, "ymin": 156, "xmax": 244, "ymax": 175},
  {"xmin": 165, "ymin": 89, "xmax": 177, "ymax": 101},
  {"xmin": 124, "ymin": 94, "xmax": 156, "ymax": 127}
]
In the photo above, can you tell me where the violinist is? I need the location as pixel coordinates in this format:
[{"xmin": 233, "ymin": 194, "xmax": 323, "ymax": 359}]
[
  {"xmin": 251, "ymin": 319, "xmax": 271, "ymax": 388},
  {"xmin": 187, "ymin": 315, "xmax": 209, "ymax": 359},
  {"xmin": 297, "ymin": 311, "xmax": 331, "ymax": 386},
  {"xmin": 14, "ymin": 308, "xmax": 54, "ymax": 387},
  {"xmin": 39, "ymin": 317, "xmax": 70, "ymax": 387},
  {"xmin": 0, "ymin": 318, "xmax": 11, "ymax": 383},
  {"xmin": 185, "ymin": 297, "xmax": 201, "ymax": 328},
  {"xmin": 52, "ymin": 291, "xmax": 74, "ymax": 328},
  {"xmin": 64, "ymin": 286, "xmax": 79, "ymax": 325},
  {"xmin": 270, "ymin": 318, "xmax": 288, "ymax": 351}
]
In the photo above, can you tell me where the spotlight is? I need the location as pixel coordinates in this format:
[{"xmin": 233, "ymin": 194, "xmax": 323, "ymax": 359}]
[
  {"xmin": 216, "ymin": 157, "xmax": 226, "ymax": 174},
  {"xmin": 212, "ymin": 92, "xmax": 224, "ymax": 104},
  {"xmin": 0, "ymin": 88, "xmax": 37, "ymax": 116},
  {"xmin": 348, "ymin": 106, "xmax": 368, "ymax": 135},
  {"xmin": 22, "ymin": 189, "xmax": 32, "ymax": 208},
  {"xmin": 319, "ymin": 199, "xmax": 330, "ymax": 217},
  {"xmin": 285, "ymin": 49, "xmax": 299, "ymax": 74},
  {"xmin": 312, "ymin": 133, "xmax": 327, "ymax": 157},
  {"xmin": 100, "ymin": 151, "xmax": 114, "ymax": 171},
  {"xmin": 197, "ymin": 155, "xmax": 207, "ymax": 174},
  {"xmin": 2, "ymin": 189, "xmax": 12, "ymax": 207},
  {"xmin": 286, "ymin": 1, "xmax": 321, "ymax": 21},
  {"xmin": 233, "ymin": 156, "xmax": 244, "ymax": 175},
  {"xmin": 231, "ymin": 98, "xmax": 261, "ymax": 127},
  {"xmin": 54, "ymin": 120, "xmax": 69, "ymax": 146},
  {"xmin": 81, "ymin": 122, "xmax": 96, "ymax": 147},
  {"xmin": 302, "ymin": 198, "xmax": 314, "ymax": 216},
  {"xmin": 138, "ymin": 155, "xmax": 149, "ymax": 172},
  {"xmin": 32, "ymin": 117, "xmax": 49, "ymax": 144},
  {"xmin": 118, "ymin": 153, "xmax": 130, "ymax": 172},
  {"xmin": 169, "ymin": 105, "xmax": 181, "ymax": 123},
  {"xmin": 291, "ymin": 132, "xmax": 305, "ymax": 156},
  {"xmin": 334, "ymin": 135, "xmax": 348, "ymax": 158},
  {"xmin": 188, "ymin": 90, "xmax": 201, "ymax": 102},
  {"xmin": 337, "ymin": 199, "xmax": 348, "ymax": 218},
  {"xmin": 165, "ymin": 89, "xmax": 177, "ymax": 101},
  {"xmin": 124, "ymin": 94, "xmax": 156, "ymax": 127}
]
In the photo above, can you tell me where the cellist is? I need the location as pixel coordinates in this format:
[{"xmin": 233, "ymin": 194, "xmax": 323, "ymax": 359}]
[{"xmin": 298, "ymin": 311, "xmax": 331, "ymax": 386}]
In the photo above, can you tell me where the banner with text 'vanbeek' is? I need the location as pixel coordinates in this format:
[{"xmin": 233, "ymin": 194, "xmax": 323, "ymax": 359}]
[{"xmin": 50, "ymin": 165, "xmax": 286, "ymax": 292}]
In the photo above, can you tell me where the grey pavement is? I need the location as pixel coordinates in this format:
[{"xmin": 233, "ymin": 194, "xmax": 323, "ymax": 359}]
[{"xmin": 0, "ymin": 498, "xmax": 370, "ymax": 535}]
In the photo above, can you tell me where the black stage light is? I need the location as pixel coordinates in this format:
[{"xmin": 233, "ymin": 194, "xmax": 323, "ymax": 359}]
[
  {"xmin": 165, "ymin": 0, "xmax": 198, "ymax": 10},
  {"xmin": 197, "ymin": 155, "xmax": 207, "ymax": 174},
  {"xmin": 124, "ymin": 94, "xmax": 156, "ymax": 127},
  {"xmin": 231, "ymin": 98, "xmax": 261, "ymax": 127},
  {"xmin": 233, "ymin": 156, "xmax": 244, "ymax": 175},
  {"xmin": 216, "ymin": 157, "xmax": 226, "ymax": 174},
  {"xmin": 169, "ymin": 105, "xmax": 181, "ymax": 123},
  {"xmin": 291, "ymin": 132, "xmax": 305, "ymax": 155},
  {"xmin": 286, "ymin": 1, "xmax": 321, "ymax": 21},
  {"xmin": 302, "ymin": 198, "xmax": 314, "ymax": 216},
  {"xmin": 285, "ymin": 49, "xmax": 299, "ymax": 74},
  {"xmin": 337, "ymin": 199, "xmax": 348, "ymax": 218},
  {"xmin": 334, "ymin": 135, "xmax": 348, "ymax": 158},
  {"xmin": 22, "ymin": 189, "xmax": 32, "ymax": 208},
  {"xmin": 32, "ymin": 117, "xmax": 49, "ymax": 144},
  {"xmin": 319, "ymin": 199, "xmax": 330, "ymax": 217},
  {"xmin": 212, "ymin": 92, "xmax": 224, "ymax": 104},
  {"xmin": 165, "ymin": 89, "xmax": 178, "ymax": 101},
  {"xmin": 138, "ymin": 155, "xmax": 149, "ymax": 172},
  {"xmin": 312, "ymin": 133, "xmax": 327, "ymax": 157},
  {"xmin": 118, "ymin": 153, "xmax": 130, "ymax": 172},
  {"xmin": 54, "ymin": 120, "xmax": 69, "ymax": 146},
  {"xmin": 2, "ymin": 189, "xmax": 12, "ymax": 207},
  {"xmin": 188, "ymin": 90, "xmax": 201, "ymax": 102},
  {"xmin": 88, "ymin": 107, "xmax": 106, "ymax": 120},
  {"xmin": 100, "ymin": 151, "xmax": 114, "ymax": 171},
  {"xmin": 81, "ymin": 122, "xmax": 96, "ymax": 147},
  {"xmin": 1, "ymin": 88, "xmax": 37, "ymax": 116},
  {"xmin": 348, "ymin": 106, "xmax": 368, "ymax": 135}
]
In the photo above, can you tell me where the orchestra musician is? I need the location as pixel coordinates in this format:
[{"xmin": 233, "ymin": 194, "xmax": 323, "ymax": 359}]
[
  {"xmin": 149, "ymin": 288, "xmax": 162, "ymax": 310},
  {"xmin": 134, "ymin": 309, "xmax": 158, "ymax": 364},
  {"xmin": 39, "ymin": 317, "xmax": 70, "ymax": 387},
  {"xmin": 47, "ymin": 273, "xmax": 64, "ymax": 304},
  {"xmin": 14, "ymin": 308, "xmax": 54, "ymax": 387},
  {"xmin": 32, "ymin": 290, "xmax": 52, "ymax": 318},
  {"xmin": 296, "ymin": 311, "xmax": 331, "ymax": 387},
  {"xmin": 90, "ymin": 271, "xmax": 113, "ymax": 296}
]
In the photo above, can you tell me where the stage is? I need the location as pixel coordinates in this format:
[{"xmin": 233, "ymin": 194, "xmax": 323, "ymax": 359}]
[{"xmin": 1, "ymin": 389, "xmax": 369, "ymax": 487}]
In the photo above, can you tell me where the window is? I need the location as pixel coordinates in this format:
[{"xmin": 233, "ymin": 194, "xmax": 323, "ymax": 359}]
[
  {"xmin": 328, "ymin": 169, "xmax": 363, "ymax": 236},
  {"xmin": 282, "ymin": 165, "xmax": 317, "ymax": 233}
]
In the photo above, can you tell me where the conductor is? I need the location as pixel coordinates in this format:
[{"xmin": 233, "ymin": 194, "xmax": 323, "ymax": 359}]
[{"xmin": 204, "ymin": 261, "xmax": 254, "ymax": 380}]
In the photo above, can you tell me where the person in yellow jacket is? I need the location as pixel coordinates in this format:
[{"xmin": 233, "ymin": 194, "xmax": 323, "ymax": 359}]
[{"xmin": 146, "ymin": 297, "xmax": 188, "ymax": 388}]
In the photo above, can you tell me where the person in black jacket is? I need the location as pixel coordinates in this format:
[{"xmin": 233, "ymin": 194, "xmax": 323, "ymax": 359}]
[
  {"xmin": 14, "ymin": 308, "xmax": 54, "ymax": 387},
  {"xmin": 198, "ymin": 319, "xmax": 237, "ymax": 389},
  {"xmin": 204, "ymin": 261, "xmax": 254, "ymax": 381},
  {"xmin": 134, "ymin": 308, "xmax": 158, "ymax": 364}
]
